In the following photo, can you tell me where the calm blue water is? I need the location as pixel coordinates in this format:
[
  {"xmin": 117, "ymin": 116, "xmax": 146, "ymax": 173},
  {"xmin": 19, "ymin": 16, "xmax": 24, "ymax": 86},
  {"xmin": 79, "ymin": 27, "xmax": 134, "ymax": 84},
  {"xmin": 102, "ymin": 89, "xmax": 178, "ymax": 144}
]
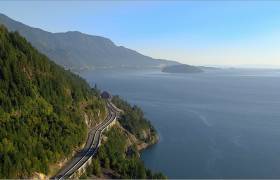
[{"xmin": 80, "ymin": 68, "xmax": 280, "ymax": 178}]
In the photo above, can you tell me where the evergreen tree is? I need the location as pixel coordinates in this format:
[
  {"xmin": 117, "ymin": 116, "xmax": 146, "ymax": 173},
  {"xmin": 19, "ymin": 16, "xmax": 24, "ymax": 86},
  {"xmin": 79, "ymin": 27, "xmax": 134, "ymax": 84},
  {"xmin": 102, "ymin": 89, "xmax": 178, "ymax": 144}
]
[{"xmin": 0, "ymin": 25, "xmax": 106, "ymax": 178}]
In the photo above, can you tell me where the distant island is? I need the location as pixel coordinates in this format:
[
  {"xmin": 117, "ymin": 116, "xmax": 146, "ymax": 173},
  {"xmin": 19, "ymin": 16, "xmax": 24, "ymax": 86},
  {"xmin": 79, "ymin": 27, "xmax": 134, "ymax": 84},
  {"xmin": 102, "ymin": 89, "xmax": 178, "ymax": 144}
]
[
  {"xmin": 198, "ymin": 66, "xmax": 221, "ymax": 71},
  {"xmin": 162, "ymin": 64, "xmax": 203, "ymax": 74}
]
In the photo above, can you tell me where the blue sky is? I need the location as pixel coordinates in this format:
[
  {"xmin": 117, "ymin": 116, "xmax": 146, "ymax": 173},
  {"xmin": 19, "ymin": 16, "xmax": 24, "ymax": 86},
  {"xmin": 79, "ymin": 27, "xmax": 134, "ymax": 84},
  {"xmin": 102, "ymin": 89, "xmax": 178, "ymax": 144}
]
[{"xmin": 0, "ymin": 1, "xmax": 280, "ymax": 66}]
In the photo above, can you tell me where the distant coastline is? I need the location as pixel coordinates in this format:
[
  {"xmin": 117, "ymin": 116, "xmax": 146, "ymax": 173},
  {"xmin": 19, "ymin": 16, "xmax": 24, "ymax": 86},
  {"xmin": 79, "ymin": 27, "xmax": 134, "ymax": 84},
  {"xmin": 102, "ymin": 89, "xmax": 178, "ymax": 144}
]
[{"xmin": 162, "ymin": 64, "xmax": 203, "ymax": 74}]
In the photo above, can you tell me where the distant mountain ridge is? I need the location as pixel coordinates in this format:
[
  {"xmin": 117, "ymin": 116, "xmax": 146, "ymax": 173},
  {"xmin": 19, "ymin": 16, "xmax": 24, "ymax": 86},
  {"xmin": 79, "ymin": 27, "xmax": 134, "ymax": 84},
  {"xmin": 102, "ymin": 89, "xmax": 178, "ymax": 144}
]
[{"xmin": 0, "ymin": 13, "xmax": 179, "ymax": 70}]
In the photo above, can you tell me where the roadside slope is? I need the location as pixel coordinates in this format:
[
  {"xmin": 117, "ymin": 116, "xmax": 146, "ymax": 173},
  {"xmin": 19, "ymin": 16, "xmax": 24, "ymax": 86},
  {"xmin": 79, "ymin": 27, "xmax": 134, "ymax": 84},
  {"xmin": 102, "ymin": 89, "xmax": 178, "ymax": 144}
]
[{"xmin": 80, "ymin": 96, "xmax": 165, "ymax": 179}]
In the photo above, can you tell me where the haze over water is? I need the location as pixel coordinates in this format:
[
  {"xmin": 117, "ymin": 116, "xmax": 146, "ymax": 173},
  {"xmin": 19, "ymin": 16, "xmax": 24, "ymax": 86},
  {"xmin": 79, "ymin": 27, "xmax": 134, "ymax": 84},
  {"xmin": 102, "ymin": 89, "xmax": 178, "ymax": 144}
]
[{"xmin": 81, "ymin": 68, "xmax": 280, "ymax": 178}]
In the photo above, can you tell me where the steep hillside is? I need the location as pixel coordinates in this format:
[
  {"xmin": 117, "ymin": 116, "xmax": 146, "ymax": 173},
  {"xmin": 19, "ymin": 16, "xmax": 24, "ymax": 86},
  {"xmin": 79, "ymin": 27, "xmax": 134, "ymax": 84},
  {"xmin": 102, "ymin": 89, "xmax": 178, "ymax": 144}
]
[
  {"xmin": 80, "ymin": 97, "xmax": 166, "ymax": 179},
  {"xmin": 112, "ymin": 96, "xmax": 158, "ymax": 145},
  {"xmin": 0, "ymin": 25, "xmax": 106, "ymax": 178},
  {"xmin": 0, "ymin": 13, "xmax": 179, "ymax": 70}
]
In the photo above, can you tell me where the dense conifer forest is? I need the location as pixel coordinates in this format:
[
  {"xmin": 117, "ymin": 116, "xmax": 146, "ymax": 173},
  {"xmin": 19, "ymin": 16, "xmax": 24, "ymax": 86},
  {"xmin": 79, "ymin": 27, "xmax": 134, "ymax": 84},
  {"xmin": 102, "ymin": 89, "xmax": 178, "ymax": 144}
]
[{"xmin": 0, "ymin": 25, "xmax": 105, "ymax": 178}]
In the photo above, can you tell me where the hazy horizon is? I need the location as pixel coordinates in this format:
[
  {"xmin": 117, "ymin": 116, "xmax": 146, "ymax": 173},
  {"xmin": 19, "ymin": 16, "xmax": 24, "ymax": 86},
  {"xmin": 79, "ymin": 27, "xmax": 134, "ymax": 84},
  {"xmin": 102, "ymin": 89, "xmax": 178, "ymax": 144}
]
[{"xmin": 0, "ymin": 1, "xmax": 280, "ymax": 67}]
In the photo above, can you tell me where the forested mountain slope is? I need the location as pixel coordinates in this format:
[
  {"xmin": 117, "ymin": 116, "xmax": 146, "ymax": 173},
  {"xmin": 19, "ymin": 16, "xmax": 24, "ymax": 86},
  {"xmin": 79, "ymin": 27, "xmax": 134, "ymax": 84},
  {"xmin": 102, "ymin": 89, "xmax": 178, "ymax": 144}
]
[
  {"xmin": 0, "ymin": 25, "xmax": 165, "ymax": 179},
  {"xmin": 0, "ymin": 25, "xmax": 106, "ymax": 178},
  {"xmin": 0, "ymin": 13, "xmax": 179, "ymax": 70}
]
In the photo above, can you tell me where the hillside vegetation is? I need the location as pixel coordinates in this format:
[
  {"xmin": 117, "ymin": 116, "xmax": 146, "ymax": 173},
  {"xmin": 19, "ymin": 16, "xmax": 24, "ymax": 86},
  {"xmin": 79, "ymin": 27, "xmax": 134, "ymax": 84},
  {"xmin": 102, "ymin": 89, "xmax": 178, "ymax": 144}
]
[
  {"xmin": 81, "ymin": 97, "xmax": 164, "ymax": 179},
  {"xmin": 112, "ymin": 96, "xmax": 158, "ymax": 144},
  {"xmin": 0, "ymin": 25, "xmax": 106, "ymax": 178},
  {"xmin": 81, "ymin": 122, "xmax": 165, "ymax": 179}
]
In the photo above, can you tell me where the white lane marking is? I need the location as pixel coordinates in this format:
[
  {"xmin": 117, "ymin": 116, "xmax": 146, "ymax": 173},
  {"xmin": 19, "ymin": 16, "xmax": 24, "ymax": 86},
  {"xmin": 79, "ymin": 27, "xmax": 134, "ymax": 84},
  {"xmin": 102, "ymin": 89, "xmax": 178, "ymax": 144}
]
[{"xmin": 58, "ymin": 102, "xmax": 119, "ymax": 179}]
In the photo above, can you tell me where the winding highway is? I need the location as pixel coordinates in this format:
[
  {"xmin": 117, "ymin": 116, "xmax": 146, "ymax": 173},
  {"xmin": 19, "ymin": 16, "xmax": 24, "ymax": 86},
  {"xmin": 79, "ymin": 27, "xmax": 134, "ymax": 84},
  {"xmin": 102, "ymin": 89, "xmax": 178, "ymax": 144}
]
[{"xmin": 53, "ymin": 100, "xmax": 121, "ymax": 179}]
